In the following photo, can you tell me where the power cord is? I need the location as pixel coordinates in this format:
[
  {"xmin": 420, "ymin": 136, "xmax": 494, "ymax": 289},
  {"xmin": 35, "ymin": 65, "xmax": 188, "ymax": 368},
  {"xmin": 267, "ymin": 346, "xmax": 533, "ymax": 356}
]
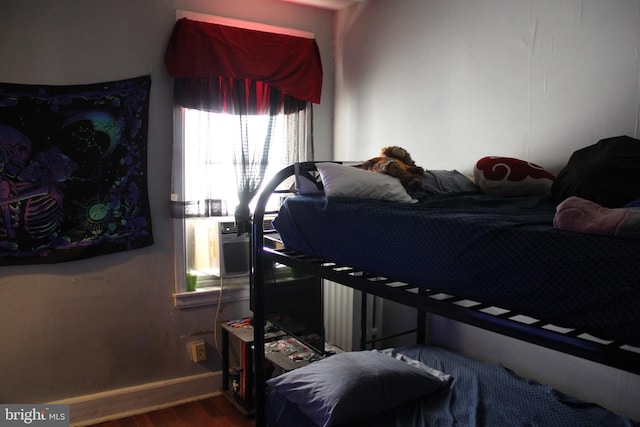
[{"xmin": 213, "ymin": 277, "xmax": 225, "ymax": 358}]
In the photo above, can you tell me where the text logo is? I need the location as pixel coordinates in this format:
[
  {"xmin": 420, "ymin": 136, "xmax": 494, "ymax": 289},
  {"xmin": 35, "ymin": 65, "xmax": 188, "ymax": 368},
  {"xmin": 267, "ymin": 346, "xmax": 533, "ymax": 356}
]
[{"xmin": 1, "ymin": 405, "xmax": 69, "ymax": 426}]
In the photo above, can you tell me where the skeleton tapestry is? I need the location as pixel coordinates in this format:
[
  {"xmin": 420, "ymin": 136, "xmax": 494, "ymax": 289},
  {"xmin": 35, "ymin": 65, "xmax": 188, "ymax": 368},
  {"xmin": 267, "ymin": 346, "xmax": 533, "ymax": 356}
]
[{"xmin": 0, "ymin": 76, "xmax": 153, "ymax": 265}]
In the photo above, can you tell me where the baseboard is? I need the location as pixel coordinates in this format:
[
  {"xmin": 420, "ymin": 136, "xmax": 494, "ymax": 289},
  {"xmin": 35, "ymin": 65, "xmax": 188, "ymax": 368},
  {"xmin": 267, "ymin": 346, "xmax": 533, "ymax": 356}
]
[{"xmin": 50, "ymin": 371, "xmax": 222, "ymax": 426}]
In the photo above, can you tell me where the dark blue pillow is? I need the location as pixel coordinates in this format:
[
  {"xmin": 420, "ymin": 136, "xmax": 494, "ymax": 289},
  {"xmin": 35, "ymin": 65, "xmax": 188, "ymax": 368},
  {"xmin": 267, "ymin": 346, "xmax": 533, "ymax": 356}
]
[{"xmin": 266, "ymin": 349, "xmax": 451, "ymax": 427}]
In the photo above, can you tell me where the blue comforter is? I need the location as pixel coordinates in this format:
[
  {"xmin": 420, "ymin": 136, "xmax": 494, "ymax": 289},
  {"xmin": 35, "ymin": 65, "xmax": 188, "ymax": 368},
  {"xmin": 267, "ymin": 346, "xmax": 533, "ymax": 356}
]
[
  {"xmin": 273, "ymin": 193, "xmax": 640, "ymax": 344},
  {"xmin": 265, "ymin": 345, "xmax": 637, "ymax": 427}
]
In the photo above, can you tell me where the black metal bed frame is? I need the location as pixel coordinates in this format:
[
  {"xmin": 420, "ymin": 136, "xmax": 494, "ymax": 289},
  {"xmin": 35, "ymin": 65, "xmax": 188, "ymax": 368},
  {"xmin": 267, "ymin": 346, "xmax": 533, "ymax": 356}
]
[{"xmin": 250, "ymin": 162, "xmax": 640, "ymax": 427}]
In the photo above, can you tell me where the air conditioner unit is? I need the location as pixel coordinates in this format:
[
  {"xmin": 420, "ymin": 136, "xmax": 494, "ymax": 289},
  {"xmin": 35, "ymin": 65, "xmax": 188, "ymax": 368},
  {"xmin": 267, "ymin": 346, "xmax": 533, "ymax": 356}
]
[{"xmin": 193, "ymin": 216, "xmax": 274, "ymax": 278}]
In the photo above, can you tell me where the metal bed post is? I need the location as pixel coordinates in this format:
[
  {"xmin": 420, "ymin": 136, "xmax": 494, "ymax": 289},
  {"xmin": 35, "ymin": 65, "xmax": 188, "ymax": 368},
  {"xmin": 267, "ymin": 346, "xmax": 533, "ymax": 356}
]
[
  {"xmin": 417, "ymin": 289, "xmax": 428, "ymax": 345},
  {"xmin": 360, "ymin": 291, "xmax": 368, "ymax": 350},
  {"xmin": 252, "ymin": 164, "xmax": 296, "ymax": 427},
  {"xmin": 251, "ymin": 223, "xmax": 267, "ymax": 427}
]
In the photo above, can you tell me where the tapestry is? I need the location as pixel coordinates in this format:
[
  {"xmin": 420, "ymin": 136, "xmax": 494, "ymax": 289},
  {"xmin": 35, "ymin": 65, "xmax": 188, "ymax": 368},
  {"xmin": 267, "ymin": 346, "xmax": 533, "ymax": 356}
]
[{"xmin": 0, "ymin": 76, "xmax": 153, "ymax": 265}]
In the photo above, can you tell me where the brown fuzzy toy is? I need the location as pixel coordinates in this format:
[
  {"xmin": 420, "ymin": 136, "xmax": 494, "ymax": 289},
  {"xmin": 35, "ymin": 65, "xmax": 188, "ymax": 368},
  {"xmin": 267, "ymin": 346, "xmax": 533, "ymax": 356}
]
[{"xmin": 359, "ymin": 146, "xmax": 425, "ymax": 189}]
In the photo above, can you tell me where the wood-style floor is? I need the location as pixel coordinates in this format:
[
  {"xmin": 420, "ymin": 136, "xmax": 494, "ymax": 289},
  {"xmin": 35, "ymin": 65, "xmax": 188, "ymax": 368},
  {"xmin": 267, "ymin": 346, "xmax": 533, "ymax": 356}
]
[{"xmin": 86, "ymin": 395, "xmax": 255, "ymax": 427}]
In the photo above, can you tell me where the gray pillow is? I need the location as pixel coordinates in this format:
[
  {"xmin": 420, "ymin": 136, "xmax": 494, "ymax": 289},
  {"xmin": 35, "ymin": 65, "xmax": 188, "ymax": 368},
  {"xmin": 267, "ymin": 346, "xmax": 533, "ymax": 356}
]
[
  {"xmin": 266, "ymin": 349, "xmax": 451, "ymax": 427},
  {"xmin": 422, "ymin": 169, "xmax": 479, "ymax": 194}
]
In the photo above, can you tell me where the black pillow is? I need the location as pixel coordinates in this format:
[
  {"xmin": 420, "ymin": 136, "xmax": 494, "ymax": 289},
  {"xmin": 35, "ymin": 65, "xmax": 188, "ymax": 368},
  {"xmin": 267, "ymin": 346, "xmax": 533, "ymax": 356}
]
[
  {"xmin": 295, "ymin": 162, "xmax": 324, "ymax": 195},
  {"xmin": 552, "ymin": 135, "xmax": 640, "ymax": 207}
]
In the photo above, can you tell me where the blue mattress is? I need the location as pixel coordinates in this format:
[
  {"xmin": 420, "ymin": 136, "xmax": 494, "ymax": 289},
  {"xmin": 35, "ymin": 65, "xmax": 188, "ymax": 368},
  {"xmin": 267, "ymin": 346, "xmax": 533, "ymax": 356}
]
[{"xmin": 272, "ymin": 193, "xmax": 640, "ymax": 344}]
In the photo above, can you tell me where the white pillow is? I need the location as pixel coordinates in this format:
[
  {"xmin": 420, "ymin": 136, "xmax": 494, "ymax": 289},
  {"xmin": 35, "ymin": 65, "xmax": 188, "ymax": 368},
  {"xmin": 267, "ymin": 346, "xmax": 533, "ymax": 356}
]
[{"xmin": 316, "ymin": 162, "xmax": 416, "ymax": 203}]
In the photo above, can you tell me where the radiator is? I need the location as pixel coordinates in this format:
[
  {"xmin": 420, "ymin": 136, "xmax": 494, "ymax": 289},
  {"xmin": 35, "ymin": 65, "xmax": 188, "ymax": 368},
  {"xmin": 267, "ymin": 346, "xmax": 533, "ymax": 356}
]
[
  {"xmin": 323, "ymin": 280, "xmax": 383, "ymax": 351},
  {"xmin": 323, "ymin": 280, "xmax": 355, "ymax": 351},
  {"xmin": 324, "ymin": 280, "xmax": 420, "ymax": 351}
]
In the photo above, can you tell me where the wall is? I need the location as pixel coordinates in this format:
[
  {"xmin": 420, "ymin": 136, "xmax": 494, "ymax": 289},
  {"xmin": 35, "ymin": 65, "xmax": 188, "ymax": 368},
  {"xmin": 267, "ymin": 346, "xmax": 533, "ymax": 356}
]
[
  {"xmin": 0, "ymin": 0, "xmax": 334, "ymax": 420},
  {"xmin": 336, "ymin": 0, "xmax": 640, "ymax": 174},
  {"xmin": 335, "ymin": 0, "xmax": 640, "ymax": 420}
]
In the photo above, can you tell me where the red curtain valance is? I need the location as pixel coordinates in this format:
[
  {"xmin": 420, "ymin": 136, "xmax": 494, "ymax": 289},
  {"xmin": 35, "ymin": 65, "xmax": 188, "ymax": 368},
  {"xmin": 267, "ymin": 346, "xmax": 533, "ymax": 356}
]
[{"xmin": 165, "ymin": 18, "xmax": 323, "ymax": 105}]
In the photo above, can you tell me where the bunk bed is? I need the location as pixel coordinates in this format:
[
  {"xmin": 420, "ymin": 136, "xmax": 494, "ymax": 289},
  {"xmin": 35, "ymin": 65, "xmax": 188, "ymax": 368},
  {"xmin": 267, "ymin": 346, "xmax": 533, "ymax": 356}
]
[{"xmin": 250, "ymin": 161, "xmax": 640, "ymax": 427}]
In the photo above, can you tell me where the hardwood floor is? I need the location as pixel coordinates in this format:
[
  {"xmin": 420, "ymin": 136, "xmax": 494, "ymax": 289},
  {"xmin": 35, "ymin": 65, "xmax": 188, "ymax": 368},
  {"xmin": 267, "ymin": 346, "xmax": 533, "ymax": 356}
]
[{"xmin": 86, "ymin": 395, "xmax": 255, "ymax": 427}]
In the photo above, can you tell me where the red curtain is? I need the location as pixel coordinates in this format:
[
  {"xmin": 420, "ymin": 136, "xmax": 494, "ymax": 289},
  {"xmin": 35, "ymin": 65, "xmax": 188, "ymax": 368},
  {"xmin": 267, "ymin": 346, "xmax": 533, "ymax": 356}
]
[
  {"xmin": 172, "ymin": 76, "xmax": 307, "ymax": 115},
  {"xmin": 165, "ymin": 18, "xmax": 323, "ymax": 112}
]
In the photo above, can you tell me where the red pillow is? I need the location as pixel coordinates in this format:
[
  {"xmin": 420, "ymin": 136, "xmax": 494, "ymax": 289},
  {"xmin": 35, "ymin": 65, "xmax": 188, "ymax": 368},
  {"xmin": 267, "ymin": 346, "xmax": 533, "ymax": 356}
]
[{"xmin": 474, "ymin": 156, "xmax": 555, "ymax": 196}]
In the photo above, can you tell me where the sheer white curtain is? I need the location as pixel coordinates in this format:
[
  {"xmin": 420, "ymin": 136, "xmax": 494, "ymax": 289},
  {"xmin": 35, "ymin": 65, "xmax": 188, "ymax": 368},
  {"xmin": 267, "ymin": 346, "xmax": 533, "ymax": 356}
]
[{"xmin": 171, "ymin": 105, "xmax": 313, "ymax": 221}]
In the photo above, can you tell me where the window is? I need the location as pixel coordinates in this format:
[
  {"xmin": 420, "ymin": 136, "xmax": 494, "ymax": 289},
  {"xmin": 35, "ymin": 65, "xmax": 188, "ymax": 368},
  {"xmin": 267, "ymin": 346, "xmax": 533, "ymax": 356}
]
[
  {"xmin": 165, "ymin": 13, "xmax": 321, "ymax": 307},
  {"xmin": 182, "ymin": 108, "xmax": 287, "ymax": 279},
  {"xmin": 182, "ymin": 108, "xmax": 287, "ymax": 215},
  {"xmin": 172, "ymin": 105, "xmax": 313, "ymax": 307}
]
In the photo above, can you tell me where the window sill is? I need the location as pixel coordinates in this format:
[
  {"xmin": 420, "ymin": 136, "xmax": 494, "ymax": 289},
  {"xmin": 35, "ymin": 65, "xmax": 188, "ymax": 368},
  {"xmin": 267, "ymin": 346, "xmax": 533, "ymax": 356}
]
[{"xmin": 174, "ymin": 281, "xmax": 250, "ymax": 309}]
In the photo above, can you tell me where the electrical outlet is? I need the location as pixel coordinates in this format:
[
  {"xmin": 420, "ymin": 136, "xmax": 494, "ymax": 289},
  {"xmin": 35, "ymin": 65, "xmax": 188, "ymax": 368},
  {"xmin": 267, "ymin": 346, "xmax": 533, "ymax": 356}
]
[{"xmin": 189, "ymin": 339, "xmax": 206, "ymax": 362}]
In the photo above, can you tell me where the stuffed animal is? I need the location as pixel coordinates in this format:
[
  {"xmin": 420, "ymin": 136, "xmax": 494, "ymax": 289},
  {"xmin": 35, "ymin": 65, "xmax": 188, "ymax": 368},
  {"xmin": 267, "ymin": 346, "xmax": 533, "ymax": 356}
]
[{"xmin": 359, "ymin": 146, "xmax": 425, "ymax": 189}]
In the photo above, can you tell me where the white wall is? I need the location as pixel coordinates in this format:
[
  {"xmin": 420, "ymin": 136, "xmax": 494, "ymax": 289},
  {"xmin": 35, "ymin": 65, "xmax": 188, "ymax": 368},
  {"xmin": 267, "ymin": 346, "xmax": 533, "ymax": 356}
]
[
  {"xmin": 335, "ymin": 0, "xmax": 640, "ymax": 421},
  {"xmin": 335, "ymin": 0, "xmax": 640, "ymax": 175},
  {"xmin": 0, "ymin": 0, "xmax": 334, "ymax": 416}
]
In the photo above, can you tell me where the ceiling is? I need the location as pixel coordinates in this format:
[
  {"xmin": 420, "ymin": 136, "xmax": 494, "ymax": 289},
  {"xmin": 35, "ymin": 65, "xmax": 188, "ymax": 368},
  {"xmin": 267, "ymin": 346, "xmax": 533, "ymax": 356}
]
[{"xmin": 281, "ymin": 0, "xmax": 365, "ymax": 10}]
